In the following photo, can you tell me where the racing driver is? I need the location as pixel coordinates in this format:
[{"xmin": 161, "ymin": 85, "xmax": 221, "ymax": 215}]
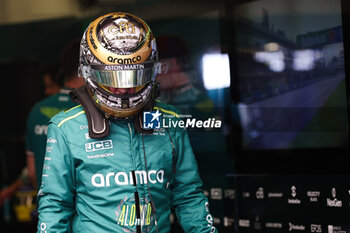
[{"xmin": 37, "ymin": 12, "xmax": 217, "ymax": 233}]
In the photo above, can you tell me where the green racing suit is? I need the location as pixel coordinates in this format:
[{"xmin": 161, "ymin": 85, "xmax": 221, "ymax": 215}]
[{"xmin": 37, "ymin": 101, "xmax": 217, "ymax": 233}]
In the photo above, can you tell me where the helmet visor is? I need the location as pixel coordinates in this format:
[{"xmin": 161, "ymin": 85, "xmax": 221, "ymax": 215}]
[{"xmin": 80, "ymin": 62, "xmax": 161, "ymax": 88}]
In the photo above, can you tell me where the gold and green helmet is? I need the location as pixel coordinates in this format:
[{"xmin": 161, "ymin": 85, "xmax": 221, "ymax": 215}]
[{"xmin": 79, "ymin": 12, "xmax": 160, "ymax": 119}]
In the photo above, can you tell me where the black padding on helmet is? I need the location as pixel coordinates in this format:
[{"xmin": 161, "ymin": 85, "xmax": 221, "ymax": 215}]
[{"xmin": 70, "ymin": 86, "xmax": 110, "ymax": 139}]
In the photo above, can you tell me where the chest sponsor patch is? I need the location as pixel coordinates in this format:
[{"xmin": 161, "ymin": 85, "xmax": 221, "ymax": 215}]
[{"xmin": 85, "ymin": 140, "xmax": 113, "ymax": 152}]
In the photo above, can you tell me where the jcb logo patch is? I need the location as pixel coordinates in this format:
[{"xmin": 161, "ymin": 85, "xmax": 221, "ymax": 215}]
[{"xmin": 85, "ymin": 140, "xmax": 113, "ymax": 152}]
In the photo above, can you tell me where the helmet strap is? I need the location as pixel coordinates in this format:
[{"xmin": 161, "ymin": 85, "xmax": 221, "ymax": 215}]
[{"xmin": 70, "ymin": 86, "xmax": 110, "ymax": 139}]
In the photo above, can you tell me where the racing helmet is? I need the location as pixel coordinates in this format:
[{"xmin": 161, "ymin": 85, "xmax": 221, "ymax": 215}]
[{"xmin": 79, "ymin": 12, "xmax": 160, "ymax": 119}]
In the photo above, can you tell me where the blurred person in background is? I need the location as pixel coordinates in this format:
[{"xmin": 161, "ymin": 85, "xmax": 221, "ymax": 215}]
[
  {"xmin": 155, "ymin": 35, "xmax": 223, "ymax": 153},
  {"xmin": 155, "ymin": 35, "xmax": 208, "ymax": 112},
  {"xmin": 155, "ymin": 35, "xmax": 219, "ymax": 130},
  {"xmin": 26, "ymin": 38, "xmax": 84, "ymax": 189},
  {"xmin": 0, "ymin": 38, "xmax": 83, "ymax": 213},
  {"xmin": 42, "ymin": 63, "xmax": 63, "ymax": 97},
  {"xmin": 155, "ymin": 35, "xmax": 235, "ymax": 225},
  {"xmin": 0, "ymin": 65, "xmax": 63, "ymax": 207}
]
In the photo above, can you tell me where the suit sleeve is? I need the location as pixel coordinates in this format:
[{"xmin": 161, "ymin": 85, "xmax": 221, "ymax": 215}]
[
  {"xmin": 37, "ymin": 122, "xmax": 76, "ymax": 233},
  {"xmin": 170, "ymin": 127, "xmax": 218, "ymax": 233}
]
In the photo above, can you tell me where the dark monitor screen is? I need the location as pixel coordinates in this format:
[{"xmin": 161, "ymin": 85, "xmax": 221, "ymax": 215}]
[{"xmin": 233, "ymin": 0, "xmax": 349, "ymax": 151}]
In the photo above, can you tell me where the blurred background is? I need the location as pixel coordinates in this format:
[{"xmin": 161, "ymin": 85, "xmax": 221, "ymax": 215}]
[{"xmin": 1, "ymin": 0, "xmax": 350, "ymax": 232}]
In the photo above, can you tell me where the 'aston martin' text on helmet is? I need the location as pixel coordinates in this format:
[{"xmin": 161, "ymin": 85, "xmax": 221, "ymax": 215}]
[{"xmin": 79, "ymin": 12, "xmax": 160, "ymax": 119}]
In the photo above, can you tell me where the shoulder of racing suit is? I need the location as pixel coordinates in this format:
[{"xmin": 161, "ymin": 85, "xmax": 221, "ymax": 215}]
[
  {"xmin": 50, "ymin": 105, "xmax": 86, "ymax": 128},
  {"xmin": 153, "ymin": 100, "xmax": 180, "ymax": 118}
]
